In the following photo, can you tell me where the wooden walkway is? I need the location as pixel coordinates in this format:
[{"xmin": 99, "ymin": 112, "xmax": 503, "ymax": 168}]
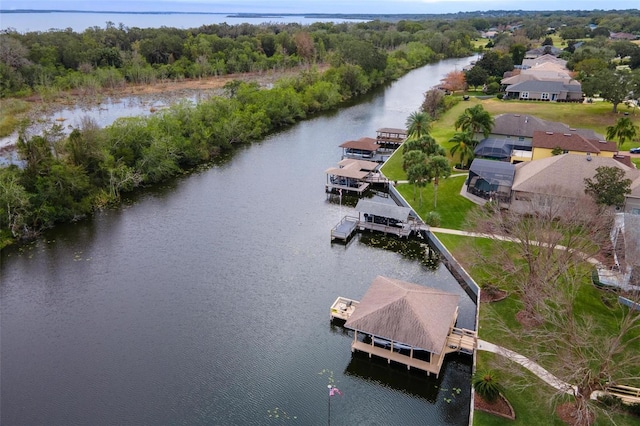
[
  {"xmin": 358, "ymin": 221, "xmax": 413, "ymax": 238},
  {"xmin": 445, "ymin": 327, "xmax": 477, "ymax": 354},
  {"xmin": 606, "ymin": 384, "xmax": 640, "ymax": 405}
]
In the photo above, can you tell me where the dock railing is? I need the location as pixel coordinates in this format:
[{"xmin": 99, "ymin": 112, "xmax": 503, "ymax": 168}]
[{"xmin": 331, "ymin": 216, "xmax": 359, "ymax": 241}]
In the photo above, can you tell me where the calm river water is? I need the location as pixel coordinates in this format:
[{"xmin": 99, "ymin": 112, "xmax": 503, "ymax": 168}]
[{"xmin": 1, "ymin": 58, "xmax": 476, "ymax": 425}]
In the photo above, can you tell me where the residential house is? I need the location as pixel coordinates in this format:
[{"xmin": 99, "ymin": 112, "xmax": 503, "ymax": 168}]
[
  {"xmin": 524, "ymin": 46, "xmax": 563, "ymax": 58},
  {"xmin": 509, "ymin": 154, "xmax": 640, "ymax": 214},
  {"xmin": 610, "ymin": 32, "xmax": 637, "ymax": 41},
  {"xmin": 521, "ymin": 54, "xmax": 568, "ymax": 70},
  {"xmin": 530, "ymin": 131, "xmax": 618, "ymax": 160},
  {"xmin": 474, "ymin": 114, "xmax": 604, "ymax": 163},
  {"xmin": 501, "ymin": 61, "xmax": 582, "ymax": 102},
  {"xmin": 504, "ymin": 80, "xmax": 583, "ymax": 102},
  {"xmin": 465, "ymin": 158, "xmax": 516, "ymax": 205}
]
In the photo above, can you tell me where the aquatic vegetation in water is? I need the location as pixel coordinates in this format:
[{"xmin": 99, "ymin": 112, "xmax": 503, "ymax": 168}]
[{"xmin": 359, "ymin": 234, "xmax": 441, "ymax": 270}]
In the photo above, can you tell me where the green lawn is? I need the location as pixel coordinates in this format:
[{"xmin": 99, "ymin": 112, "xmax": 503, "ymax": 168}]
[
  {"xmin": 393, "ymin": 82, "xmax": 640, "ymax": 425},
  {"xmin": 395, "ymin": 175, "xmax": 476, "ymax": 229},
  {"xmin": 433, "ymin": 233, "xmax": 640, "ymax": 425}
]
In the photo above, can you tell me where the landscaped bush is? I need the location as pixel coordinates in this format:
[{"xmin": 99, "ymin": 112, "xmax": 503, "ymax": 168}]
[
  {"xmin": 424, "ymin": 211, "xmax": 442, "ymax": 227},
  {"xmin": 473, "ymin": 370, "xmax": 504, "ymax": 402}
]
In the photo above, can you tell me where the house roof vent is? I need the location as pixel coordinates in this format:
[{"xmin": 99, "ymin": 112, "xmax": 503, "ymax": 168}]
[{"xmin": 586, "ymin": 153, "xmax": 592, "ymax": 161}]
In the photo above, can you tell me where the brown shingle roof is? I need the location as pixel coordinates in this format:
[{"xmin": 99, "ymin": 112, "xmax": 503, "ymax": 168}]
[
  {"xmin": 532, "ymin": 131, "xmax": 617, "ymax": 154},
  {"xmin": 344, "ymin": 276, "xmax": 459, "ymax": 354},
  {"xmin": 491, "ymin": 114, "xmax": 604, "ymax": 140},
  {"xmin": 512, "ymin": 154, "xmax": 640, "ymax": 196},
  {"xmin": 339, "ymin": 137, "xmax": 380, "ymax": 151}
]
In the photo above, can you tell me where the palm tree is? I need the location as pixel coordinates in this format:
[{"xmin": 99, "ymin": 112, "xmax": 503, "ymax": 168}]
[
  {"xmin": 449, "ymin": 131, "xmax": 475, "ymax": 168},
  {"xmin": 425, "ymin": 155, "xmax": 451, "ymax": 208},
  {"xmin": 606, "ymin": 116, "xmax": 638, "ymax": 150},
  {"xmin": 403, "ymin": 134, "xmax": 446, "ymax": 157},
  {"xmin": 406, "ymin": 162, "xmax": 430, "ymax": 206},
  {"xmin": 454, "ymin": 104, "xmax": 494, "ymax": 141},
  {"xmin": 405, "ymin": 111, "xmax": 431, "ymax": 140},
  {"xmin": 402, "ymin": 149, "xmax": 428, "ymax": 204}
]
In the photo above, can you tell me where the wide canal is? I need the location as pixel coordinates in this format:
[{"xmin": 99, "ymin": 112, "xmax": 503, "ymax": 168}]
[{"xmin": 1, "ymin": 57, "xmax": 476, "ymax": 425}]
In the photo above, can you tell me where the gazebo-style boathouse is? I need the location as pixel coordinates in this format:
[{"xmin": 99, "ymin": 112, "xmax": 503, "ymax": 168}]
[
  {"xmin": 376, "ymin": 127, "xmax": 407, "ymax": 150},
  {"xmin": 325, "ymin": 159, "xmax": 387, "ymax": 195},
  {"xmin": 334, "ymin": 276, "xmax": 476, "ymax": 377},
  {"xmin": 339, "ymin": 137, "xmax": 381, "ymax": 161}
]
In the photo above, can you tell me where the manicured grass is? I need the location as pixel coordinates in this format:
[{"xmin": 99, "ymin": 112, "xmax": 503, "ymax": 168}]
[
  {"xmin": 379, "ymin": 145, "xmax": 406, "ymax": 181},
  {"xmin": 474, "ymin": 352, "xmax": 639, "ymax": 426},
  {"xmin": 436, "ymin": 234, "xmax": 640, "ymax": 424},
  {"xmin": 395, "ymin": 175, "xmax": 476, "ymax": 229}
]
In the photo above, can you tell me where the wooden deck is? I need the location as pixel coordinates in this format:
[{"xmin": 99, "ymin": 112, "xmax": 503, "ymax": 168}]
[
  {"xmin": 351, "ymin": 340, "xmax": 445, "ymax": 376},
  {"xmin": 358, "ymin": 221, "xmax": 413, "ymax": 238},
  {"xmin": 325, "ymin": 181, "xmax": 370, "ymax": 195},
  {"xmin": 607, "ymin": 384, "xmax": 640, "ymax": 405},
  {"xmin": 330, "ymin": 296, "xmax": 360, "ymax": 320},
  {"xmin": 445, "ymin": 327, "xmax": 477, "ymax": 354}
]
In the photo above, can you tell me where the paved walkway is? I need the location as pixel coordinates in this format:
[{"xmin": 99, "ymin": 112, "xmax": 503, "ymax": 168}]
[
  {"xmin": 477, "ymin": 339, "xmax": 578, "ymax": 395},
  {"xmin": 429, "ymin": 227, "xmax": 602, "ymax": 266}
]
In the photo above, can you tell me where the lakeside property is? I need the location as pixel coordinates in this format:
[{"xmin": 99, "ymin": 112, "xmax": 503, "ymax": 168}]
[{"xmin": 380, "ymin": 95, "xmax": 640, "ymax": 425}]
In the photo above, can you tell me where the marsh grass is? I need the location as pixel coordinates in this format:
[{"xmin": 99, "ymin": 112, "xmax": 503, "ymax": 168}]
[{"xmin": 0, "ymin": 99, "xmax": 30, "ymax": 137}]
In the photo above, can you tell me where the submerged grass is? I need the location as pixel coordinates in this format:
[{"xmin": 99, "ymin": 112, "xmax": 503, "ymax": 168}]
[{"xmin": 0, "ymin": 98, "xmax": 30, "ymax": 137}]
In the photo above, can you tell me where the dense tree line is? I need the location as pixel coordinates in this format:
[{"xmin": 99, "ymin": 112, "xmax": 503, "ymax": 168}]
[
  {"xmin": 0, "ymin": 19, "xmax": 477, "ymax": 98},
  {"xmin": 0, "ymin": 18, "xmax": 481, "ymax": 246}
]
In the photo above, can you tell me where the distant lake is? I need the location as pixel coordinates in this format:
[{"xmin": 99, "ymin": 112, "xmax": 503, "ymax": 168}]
[{"xmin": 0, "ymin": 11, "xmax": 365, "ymax": 33}]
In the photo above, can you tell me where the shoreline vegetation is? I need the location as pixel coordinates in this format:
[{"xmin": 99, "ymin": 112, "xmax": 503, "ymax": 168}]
[
  {"xmin": 0, "ymin": 18, "xmax": 477, "ymax": 248},
  {"xmin": 3, "ymin": 10, "xmax": 640, "ymax": 426}
]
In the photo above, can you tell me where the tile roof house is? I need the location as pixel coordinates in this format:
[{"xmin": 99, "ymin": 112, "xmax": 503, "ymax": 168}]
[
  {"xmin": 501, "ymin": 61, "xmax": 582, "ymax": 102},
  {"xmin": 504, "ymin": 79, "xmax": 583, "ymax": 102},
  {"xmin": 531, "ymin": 131, "xmax": 618, "ymax": 160},
  {"xmin": 474, "ymin": 114, "xmax": 605, "ymax": 163},
  {"xmin": 509, "ymin": 154, "xmax": 640, "ymax": 214},
  {"xmin": 521, "ymin": 54, "xmax": 568, "ymax": 69}
]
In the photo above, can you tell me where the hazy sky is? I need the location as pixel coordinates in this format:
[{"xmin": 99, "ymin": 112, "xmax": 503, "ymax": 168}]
[{"xmin": 1, "ymin": 0, "xmax": 637, "ymax": 14}]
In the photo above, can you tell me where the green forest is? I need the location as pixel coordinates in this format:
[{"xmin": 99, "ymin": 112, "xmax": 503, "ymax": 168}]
[{"xmin": 1, "ymin": 10, "xmax": 640, "ymax": 247}]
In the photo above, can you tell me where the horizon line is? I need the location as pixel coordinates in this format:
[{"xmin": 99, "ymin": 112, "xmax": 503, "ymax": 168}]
[{"xmin": 2, "ymin": 8, "xmax": 639, "ymax": 16}]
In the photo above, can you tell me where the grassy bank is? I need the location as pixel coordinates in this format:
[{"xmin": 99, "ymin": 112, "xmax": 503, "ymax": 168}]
[{"xmin": 389, "ymin": 96, "xmax": 640, "ymax": 424}]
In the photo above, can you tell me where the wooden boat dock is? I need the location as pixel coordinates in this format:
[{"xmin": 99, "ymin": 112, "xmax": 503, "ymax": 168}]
[
  {"xmin": 325, "ymin": 159, "xmax": 384, "ymax": 196},
  {"xmin": 331, "ymin": 200, "xmax": 421, "ymax": 241},
  {"xmin": 376, "ymin": 127, "xmax": 407, "ymax": 150},
  {"xmin": 333, "ymin": 277, "xmax": 477, "ymax": 377},
  {"xmin": 329, "ymin": 296, "xmax": 360, "ymax": 321}
]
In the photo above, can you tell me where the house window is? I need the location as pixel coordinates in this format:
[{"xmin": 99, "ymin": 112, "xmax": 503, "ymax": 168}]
[
  {"xmin": 541, "ymin": 92, "xmax": 550, "ymax": 100},
  {"xmin": 521, "ymin": 92, "xmax": 529, "ymax": 99}
]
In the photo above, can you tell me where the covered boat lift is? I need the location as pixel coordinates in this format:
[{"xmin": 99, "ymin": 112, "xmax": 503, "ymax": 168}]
[
  {"xmin": 325, "ymin": 159, "xmax": 386, "ymax": 195},
  {"xmin": 339, "ymin": 137, "xmax": 381, "ymax": 161},
  {"xmin": 376, "ymin": 127, "xmax": 407, "ymax": 150},
  {"xmin": 355, "ymin": 199, "xmax": 415, "ymax": 238},
  {"xmin": 342, "ymin": 276, "xmax": 476, "ymax": 377}
]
